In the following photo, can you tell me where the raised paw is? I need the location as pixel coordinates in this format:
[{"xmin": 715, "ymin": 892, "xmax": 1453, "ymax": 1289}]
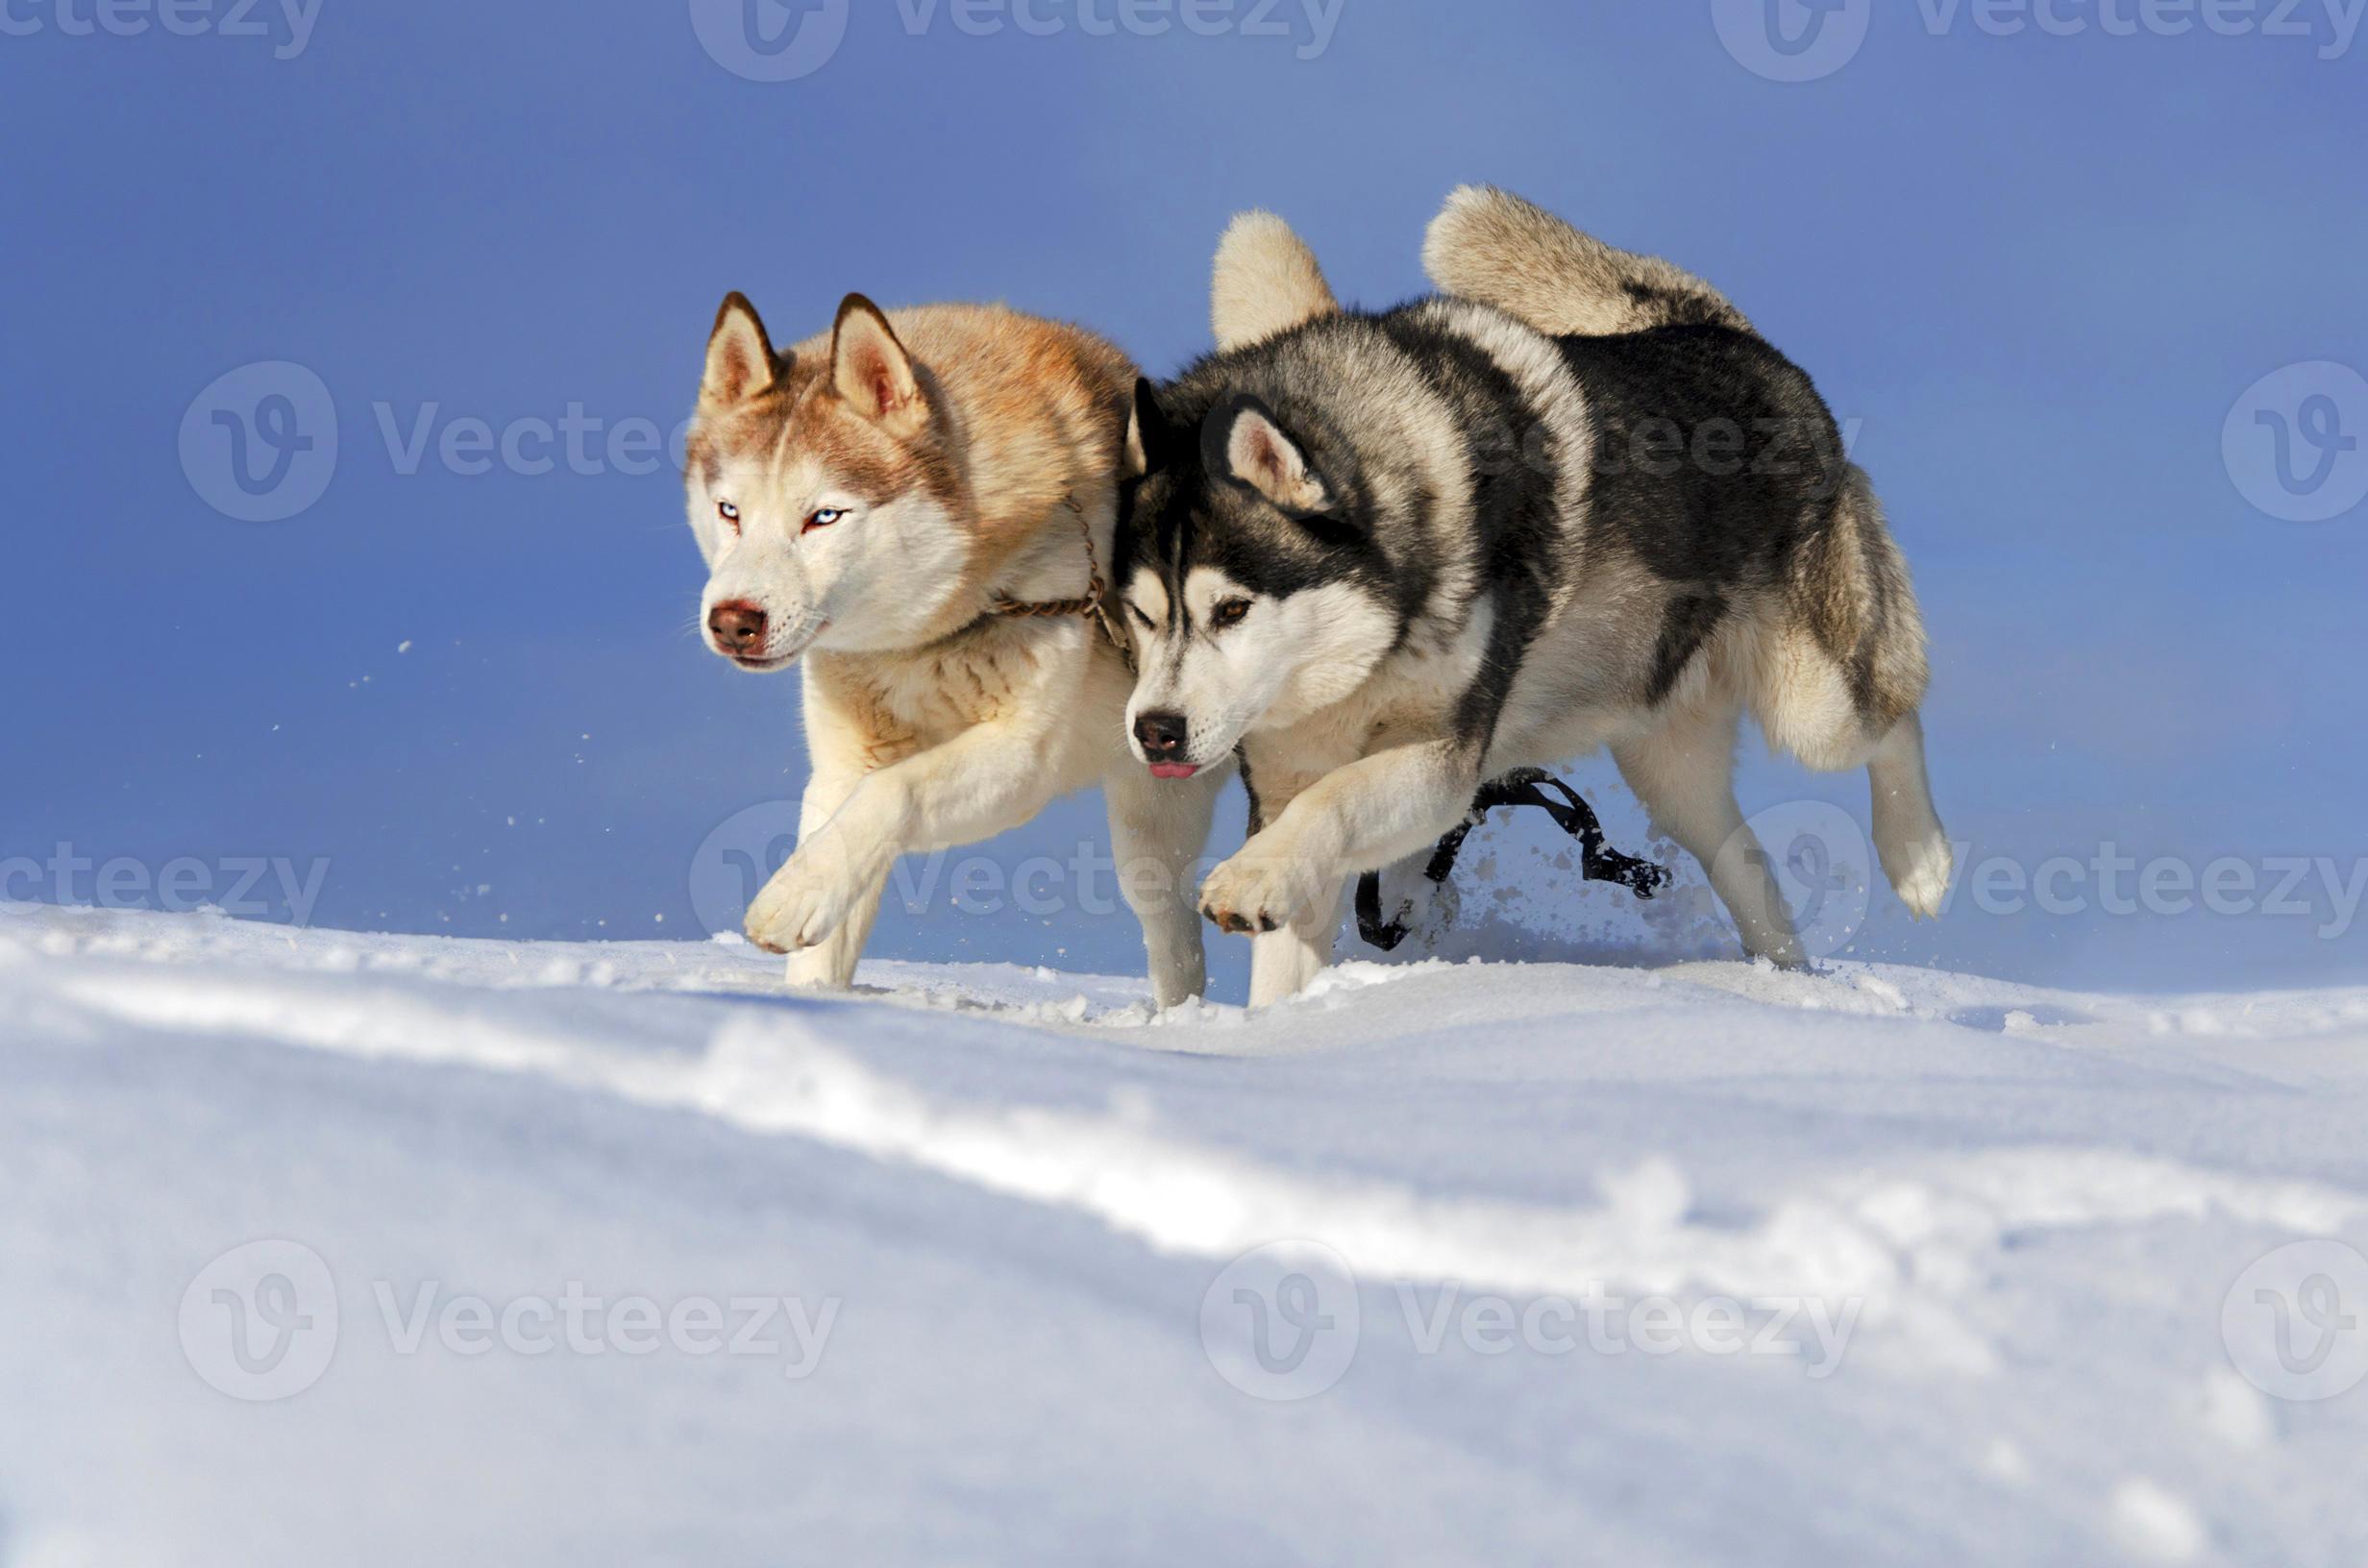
[
  {"xmin": 745, "ymin": 846, "xmax": 867, "ymax": 956},
  {"xmin": 1198, "ymin": 845, "xmax": 1324, "ymax": 938}
]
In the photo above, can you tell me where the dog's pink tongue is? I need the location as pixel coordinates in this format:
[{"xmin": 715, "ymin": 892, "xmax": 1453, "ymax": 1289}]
[{"xmin": 1149, "ymin": 763, "xmax": 1200, "ymax": 780}]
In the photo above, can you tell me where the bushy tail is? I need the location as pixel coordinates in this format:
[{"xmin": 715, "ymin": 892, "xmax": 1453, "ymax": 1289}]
[{"xmin": 1422, "ymin": 184, "xmax": 1754, "ymax": 339}]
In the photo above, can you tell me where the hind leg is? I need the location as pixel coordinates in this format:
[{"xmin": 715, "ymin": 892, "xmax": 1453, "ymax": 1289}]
[
  {"xmin": 1868, "ymin": 712, "xmax": 1952, "ymax": 919},
  {"xmin": 1753, "ymin": 618, "xmax": 1953, "ymax": 922},
  {"xmin": 1754, "ymin": 642, "xmax": 1953, "ymax": 922},
  {"xmin": 1615, "ymin": 701, "xmax": 1807, "ymax": 968}
]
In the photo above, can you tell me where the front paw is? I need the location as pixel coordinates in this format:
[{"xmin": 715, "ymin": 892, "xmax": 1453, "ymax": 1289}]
[
  {"xmin": 746, "ymin": 847, "xmax": 868, "ymax": 955},
  {"xmin": 1199, "ymin": 843, "xmax": 1325, "ymax": 937}
]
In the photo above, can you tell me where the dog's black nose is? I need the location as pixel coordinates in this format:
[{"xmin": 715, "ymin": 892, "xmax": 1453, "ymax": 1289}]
[
  {"xmin": 708, "ymin": 601, "xmax": 768, "ymax": 651},
  {"xmin": 1134, "ymin": 711, "xmax": 1190, "ymax": 758}
]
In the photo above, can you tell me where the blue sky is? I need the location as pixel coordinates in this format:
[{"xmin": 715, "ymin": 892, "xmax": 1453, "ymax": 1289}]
[{"xmin": 3, "ymin": 0, "xmax": 2362, "ymax": 996}]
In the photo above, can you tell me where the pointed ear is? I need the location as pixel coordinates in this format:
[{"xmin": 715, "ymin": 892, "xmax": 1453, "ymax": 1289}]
[
  {"xmin": 1212, "ymin": 211, "xmax": 1342, "ymax": 352},
  {"xmin": 1124, "ymin": 378, "xmax": 1177, "ymax": 478},
  {"xmin": 1206, "ymin": 394, "xmax": 1334, "ymax": 515},
  {"xmin": 829, "ymin": 293, "xmax": 926, "ymax": 435},
  {"xmin": 703, "ymin": 293, "xmax": 778, "ymax": 406}
]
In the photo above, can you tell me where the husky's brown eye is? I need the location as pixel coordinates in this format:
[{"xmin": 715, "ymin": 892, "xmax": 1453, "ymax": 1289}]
[
  {"xmin": 1210, "ymin": 599, "xmax": 1252, "ymax": 629},
  {"xmin": 716, "ymin": 501, "xmax": 740, "ymax": 528},
  {"xmin": 804, "ymin": 507, "xmax": 848, "ymax": 533}
]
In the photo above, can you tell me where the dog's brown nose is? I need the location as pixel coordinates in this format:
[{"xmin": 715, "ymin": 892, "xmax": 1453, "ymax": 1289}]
[{"xmin": 708, "ymin": 601, "xmax": 768, "ymax": 652}]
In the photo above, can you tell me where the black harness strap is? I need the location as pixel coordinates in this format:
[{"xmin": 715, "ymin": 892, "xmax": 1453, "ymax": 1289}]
[{"xmin": 1354, "ymin": 768, "xmax": 1670, "ymax": 952}]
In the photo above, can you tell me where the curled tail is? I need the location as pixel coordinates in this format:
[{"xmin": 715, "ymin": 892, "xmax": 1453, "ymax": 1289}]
[{"xmin": 1422, "ymin": 184, "xmax": 1754, "ymax": 339}]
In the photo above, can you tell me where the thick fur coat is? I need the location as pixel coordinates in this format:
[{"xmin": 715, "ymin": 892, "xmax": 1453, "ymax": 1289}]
[
  {"xmin": 1118, "ymin": 188, "xmax": 1951, "ymax": 1004},
  {"xmin": 686, "ymin": 293, "xmax": 1221, "ymax": 1006}
]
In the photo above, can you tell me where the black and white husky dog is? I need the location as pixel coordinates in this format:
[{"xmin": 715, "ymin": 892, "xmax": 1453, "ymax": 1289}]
[{"xmin": 1116, "ymin": 187, "xmax": 1951, "ymax": 1006}]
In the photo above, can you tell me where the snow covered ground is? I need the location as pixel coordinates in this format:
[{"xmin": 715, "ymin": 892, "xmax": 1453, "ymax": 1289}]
[{"xmin": 5, "ymin": 902, "xmax": 2367, "ymax": 1566}]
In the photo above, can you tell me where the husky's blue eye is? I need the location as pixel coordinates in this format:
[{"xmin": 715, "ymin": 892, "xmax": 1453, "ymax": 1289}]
[
  {"xmin": 716, "ymin": 501, "xmax": 740, "ymax": 526},
  {"xmin": 805, "ymin": 508, "xmax": 848, "ymax": 533}
]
